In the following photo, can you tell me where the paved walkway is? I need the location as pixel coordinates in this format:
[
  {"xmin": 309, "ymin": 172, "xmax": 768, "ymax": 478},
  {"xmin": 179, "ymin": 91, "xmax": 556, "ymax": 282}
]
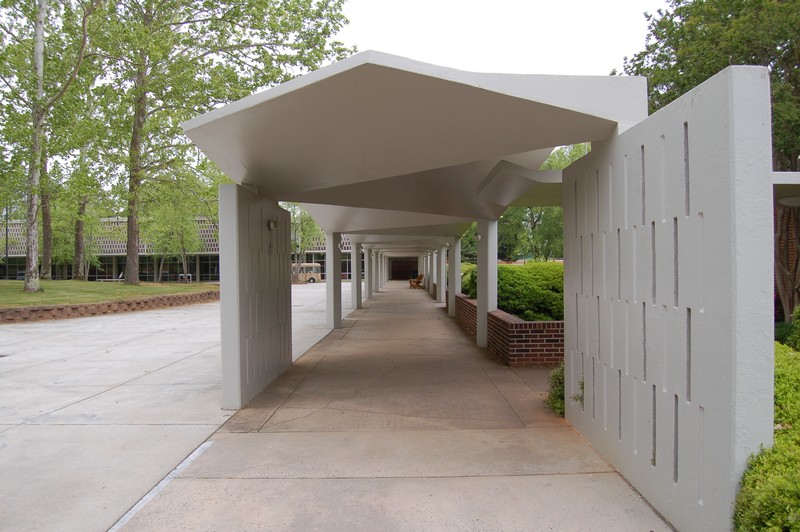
[
  {"xmin": 0, "ymin": 284, "xmax": 357, "ymax": 532},
  {"xmin": 120, "ymin": 282, "xmax": 670, "ymax": 531}
]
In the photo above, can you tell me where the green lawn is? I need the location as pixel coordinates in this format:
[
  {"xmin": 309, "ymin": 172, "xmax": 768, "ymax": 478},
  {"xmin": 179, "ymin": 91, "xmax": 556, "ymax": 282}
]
[{"xmin": 0, "ymin": 280, "xmax": 219, "ymax": 309}]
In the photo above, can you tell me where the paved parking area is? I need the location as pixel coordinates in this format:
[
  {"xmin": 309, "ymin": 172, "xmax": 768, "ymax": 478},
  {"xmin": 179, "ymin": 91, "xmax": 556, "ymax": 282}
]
[{"xmin": 0, "ymin": 283, "xmax": 357, "ymax": 532}]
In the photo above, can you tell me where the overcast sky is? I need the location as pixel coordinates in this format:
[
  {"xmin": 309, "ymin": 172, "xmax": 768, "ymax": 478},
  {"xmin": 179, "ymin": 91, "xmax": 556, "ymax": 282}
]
[{"xmin": 336, "ymin": 0, "xmax": 670, "ymax": 76}]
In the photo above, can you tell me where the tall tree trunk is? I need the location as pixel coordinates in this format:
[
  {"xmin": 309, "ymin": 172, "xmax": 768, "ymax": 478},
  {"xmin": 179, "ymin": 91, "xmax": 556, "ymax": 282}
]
[
  {"xmin": 73, "ymin": 198, "xmax": 88, "ymax": 280},
  {"xmin": 40, "ymin": 156, "xmax": 51, "ymax": 279},
  {"xmin": 125, "ymin": 58, "xmax": 147, "ymax": 285},
  {"xmin": 24, "ymin": 0, "xmax": 47, "ymax": 293},
  {"xmin": 775, "ymin": 205, "xmax": 800, "ymax": 321}
]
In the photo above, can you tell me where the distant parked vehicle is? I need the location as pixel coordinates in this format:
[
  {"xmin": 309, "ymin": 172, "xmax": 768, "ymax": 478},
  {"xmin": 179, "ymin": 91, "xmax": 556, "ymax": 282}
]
[{"xmin": 295, "ymin": 262, "xmax": 322, "ymax": 283}]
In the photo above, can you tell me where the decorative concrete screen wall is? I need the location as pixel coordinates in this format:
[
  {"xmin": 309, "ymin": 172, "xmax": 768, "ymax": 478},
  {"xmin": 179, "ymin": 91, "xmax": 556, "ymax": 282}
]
[
  {"xmin": 219, "ymin": 184, "xmax": 292, "ymax": 409},
  {"xmin": 563, "ymin": 67, "xmax": 774, "ymax": 531}
]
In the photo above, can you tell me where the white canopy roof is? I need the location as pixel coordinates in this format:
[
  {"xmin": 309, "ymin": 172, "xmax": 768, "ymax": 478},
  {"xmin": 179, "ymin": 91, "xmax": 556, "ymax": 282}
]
[{"xmin": 184, "ymin": 51, "xmax": 648, "ymax": 252}]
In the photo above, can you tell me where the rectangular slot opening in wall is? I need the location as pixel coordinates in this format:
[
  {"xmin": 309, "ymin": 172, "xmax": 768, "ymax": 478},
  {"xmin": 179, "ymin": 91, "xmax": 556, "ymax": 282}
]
[
  {"xmin": 581, "ymin": 352, "xmax": 586, "ymax": 413},
  {"xmin": 591, "ymin": 233, "xmax": 595, "ymax": 296},
  {"xmin": 624, "ymin": 154, "xmax": 629, "ymax": 229},
  {"xmin": 580, "ymin": 235, "xmax": 584, "ymax": 294},
  {"xmin": 651, "ymin": 221, "xmax": 656, "ymax": 303},
  {"xmin": 686, "ymin": 308, "xmax": 692, "ymax": 402},
  {"xmin": 596, "ymin": 169, "xmax": 600, "ymax": 231},
  {"xmin": 584, "ymin": 357, "xmax": 597, "ymax": 421},
  {"xmin": 674, "ymin": 217, "xmax": 679, "ymax": 308},
  {"xmin": 641, "ymin": 145, "xmax": 646, "ymax": 225},
  {"xmin": 684, "ymin": 121, "xmax": 690, "ymax": 217},
  {"xmin": 643, "ymin": 302, "xmax": 648, "ymax": 381},
  {"xmin": 698, "ymin": 405, "xmax": 704, "ymax": 504},
  {"xmin": 673, "ymin": 394, "xmax": 679, "ymax": 484},
  {"xmin": 618, "ymin": 369, "xmax": 622, "ymax": 441},
  {"xmin": 652, "ymin": 384, "xmax": 657, "ymax": 467},
  {"xmin": 617, "ymin": 228, "xmax": 622, "ymax": 300},
  {"xmin": 574, "ymin": 180, "xmax": 579, "ymax": 238},
  {"xmin": 597, "ymin": 296, "xmax": 601, "ymax": 359}
]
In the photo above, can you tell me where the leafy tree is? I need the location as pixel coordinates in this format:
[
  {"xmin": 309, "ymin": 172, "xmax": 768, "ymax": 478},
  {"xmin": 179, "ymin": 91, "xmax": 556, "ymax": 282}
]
[
  {"xmin": 624, "ymin": 0, "xmax": 800, "ymax": 319},
  {"xmin": 282, "ymin": 202, "xmax": 323, "ymax": 281},
  {"xmin": 0, "ymin": 0, "xmax": 103, "ymax": 291},
  {"xmin": 93, "ymin": 0, "xmax": 352, "ymax": 284},
  {"xmin": 624, "ymin": 0, "xmax": 799, "ymax": 171},
  {"xmin": 498, "ymin": 207, "xmax": 526, "ymax": 262}
]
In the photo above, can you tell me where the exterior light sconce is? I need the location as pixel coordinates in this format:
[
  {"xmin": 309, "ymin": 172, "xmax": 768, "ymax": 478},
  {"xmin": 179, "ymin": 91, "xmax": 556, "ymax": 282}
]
[
  {"xmin": 266, "ymin": 218, "xmax": 278, "ymax": 231},
  {"xmin": 476, "ymin": 233, "xmax": 482, "ymax": 242},
  {"xmin": 779, "ymin": 196, "xmax": 800, "ymax": 207}
]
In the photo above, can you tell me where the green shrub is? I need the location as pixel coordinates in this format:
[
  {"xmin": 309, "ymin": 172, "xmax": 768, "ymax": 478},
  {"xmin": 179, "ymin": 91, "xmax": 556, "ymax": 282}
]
[
  {"xmin": 547, "ymin": 362, "xmax": 565, "ymax": 417},
  {"xmin": 459, "ymin": 262, "xmax": 564, "ymax": 321},
  {"xmin": 786, "ymin": 305, "xmax": 800, "ymax": 350},
  {"xmin": 776, "ymin": 321, "xmax": 793, "ymax": 345},
  {"xmin": 461, "ymin": 263, "xmax": 477, "ymax": 298},
  {"xmin": 734, "ymin": 343, "xmax": 800, "ymax": 530},
  {"xmin": 497, "ymin": 262, "xmax": 563, "ymax": 321}
]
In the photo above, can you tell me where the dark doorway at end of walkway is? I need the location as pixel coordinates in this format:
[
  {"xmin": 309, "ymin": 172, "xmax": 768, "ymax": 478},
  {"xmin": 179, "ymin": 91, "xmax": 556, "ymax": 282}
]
[{"xmin": 390, "ymin": 258, "xmax": 417, "ymax": 280}]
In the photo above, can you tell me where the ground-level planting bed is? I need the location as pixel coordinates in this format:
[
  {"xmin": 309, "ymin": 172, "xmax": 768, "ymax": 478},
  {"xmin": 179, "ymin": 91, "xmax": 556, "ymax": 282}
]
[
  {"xmin": 734, "ymin": 342, "xmax": 800, "ymax": 530},
  {"xmin": 0, "ymin": 280, "xmax": 219, "ymax": 323}
]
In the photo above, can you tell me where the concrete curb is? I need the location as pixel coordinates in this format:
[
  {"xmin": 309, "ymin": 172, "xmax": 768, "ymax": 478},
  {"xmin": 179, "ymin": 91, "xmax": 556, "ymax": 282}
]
[{"xmin": 0, "ymin": 290, "xmax": 220, "ymax": 324}]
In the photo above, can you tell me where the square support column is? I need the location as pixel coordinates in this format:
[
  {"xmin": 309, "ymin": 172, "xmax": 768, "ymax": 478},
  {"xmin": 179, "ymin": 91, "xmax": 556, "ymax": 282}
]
[
  {"xmin": 372, "ymin": 252, "xmax": 380, "ymax": 293},
  {"xmin": 351, "ymin": 242, "xmax": 362, "ymax": 309},
  {"xmin": 448, "ymin": 238, "xmax": 461, "ymax": 317},
  {"xmin": 364, "ymin": 247, "xmax": 372, "ymax": 300},
  {"xmin": 477, "ymin": 219, "xmax": 498, "ymax": 348},
  {"xmin": 325, "ymin": 232, "xmax": 342, "ymax": 329},
  {"xmin": 437, "ymin": 245, "xmax": 447, "ymax": 303}
]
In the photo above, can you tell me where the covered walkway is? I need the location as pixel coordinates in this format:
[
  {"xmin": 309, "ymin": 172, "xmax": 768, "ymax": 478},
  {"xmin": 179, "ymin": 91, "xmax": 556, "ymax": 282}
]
[{"xmin": 121, "ymin": 282, "xmax": 669, "ymax": 530}]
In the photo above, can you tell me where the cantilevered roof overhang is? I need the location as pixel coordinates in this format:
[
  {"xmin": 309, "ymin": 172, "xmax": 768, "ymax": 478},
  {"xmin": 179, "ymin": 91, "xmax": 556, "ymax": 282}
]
[{"xmin": 184, "ymin": 51, "xmax": 648, "ymax": 252}]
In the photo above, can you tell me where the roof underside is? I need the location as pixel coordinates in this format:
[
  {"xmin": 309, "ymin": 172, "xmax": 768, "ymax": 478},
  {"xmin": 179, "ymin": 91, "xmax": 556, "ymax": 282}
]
[{"xmin": 184, "ymin": 51, "xmax": 648, "ymax": 255}]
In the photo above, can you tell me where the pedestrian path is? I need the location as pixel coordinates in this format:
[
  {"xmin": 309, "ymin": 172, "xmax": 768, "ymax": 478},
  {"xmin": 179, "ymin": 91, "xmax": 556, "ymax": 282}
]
[{"xmin": 121, "ymin": 282, "xmax": 671, "ymax": 531}]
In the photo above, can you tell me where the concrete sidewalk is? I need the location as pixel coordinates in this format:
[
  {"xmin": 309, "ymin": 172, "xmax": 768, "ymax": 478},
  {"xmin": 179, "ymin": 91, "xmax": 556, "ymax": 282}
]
[
  {"xmin": 0, "ymin": 283, "xmax": 358, "ymax": 532},
  {"xmin": 120, "ymin": 282, "xmax": 671, "ymax": 531}
]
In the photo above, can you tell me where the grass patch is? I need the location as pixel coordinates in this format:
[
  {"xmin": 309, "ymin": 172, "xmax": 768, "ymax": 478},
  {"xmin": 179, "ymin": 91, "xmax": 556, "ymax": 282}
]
[
  {"xmin": 734, "ymin": 342, "xmax": 800, "ymax": 530},
  {"xmin": 0, "ymin": 280, "xmax": 218, "ymax": 309}
]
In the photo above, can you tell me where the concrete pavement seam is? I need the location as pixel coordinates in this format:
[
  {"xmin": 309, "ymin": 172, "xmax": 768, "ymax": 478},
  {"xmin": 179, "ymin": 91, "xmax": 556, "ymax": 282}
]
[{"xmin": 107, "ymin": 440, "xmax": 215, "ymax": 531}]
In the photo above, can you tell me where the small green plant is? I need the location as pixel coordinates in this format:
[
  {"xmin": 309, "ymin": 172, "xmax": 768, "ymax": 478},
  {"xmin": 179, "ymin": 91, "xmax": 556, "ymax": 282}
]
[
  {"xmin": 546, "ymin": 362, "xmax": 565, "ymax": 416},
  {"xmin": 734, "ymin": 343, "xmax": 800, "ymax": 530},
  {"xmin": 571, "ymin": 380, "xmax": 585, "ymax": 406}
]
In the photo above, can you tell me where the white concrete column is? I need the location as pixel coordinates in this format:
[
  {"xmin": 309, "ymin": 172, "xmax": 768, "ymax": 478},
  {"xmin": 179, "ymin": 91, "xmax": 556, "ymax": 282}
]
[
  {"xmin": 437, "ymin": 244, "xmax": 447, "ymax": 303},
  {"xmin": 373, "ymin": 251, "xmax": 380, "ymax": 293},
  {"xmin": 428, "ymin": 252, "xmax": 436, "ymax": 296},
  {"xmin": 364, "ymin": 247, "xmax": 372, "ymax": 300},
  {"xmin": 476, "ymin": 220, "xmax": 498, "ymax": 348},
  {"xmin": 351, "ymin": 242, "xmax": 362, "ymax": 309},
  {"xmin": 325, "ymin": 232, "xmax": 342, "ymax": 329},
  {"xmin": 448, "ymin": 238, "xmax": 461, "ymax": 317}
]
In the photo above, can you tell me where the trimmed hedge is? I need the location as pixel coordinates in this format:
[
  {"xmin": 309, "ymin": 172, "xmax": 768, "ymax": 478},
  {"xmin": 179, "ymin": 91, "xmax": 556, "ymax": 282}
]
[
  {"xmin": 460, "ymin": 262, "xmax": 564, "ymax": 321},
  {"xmin": 734, "ymin": 342, "xmax": 800, "ymax": 530}
]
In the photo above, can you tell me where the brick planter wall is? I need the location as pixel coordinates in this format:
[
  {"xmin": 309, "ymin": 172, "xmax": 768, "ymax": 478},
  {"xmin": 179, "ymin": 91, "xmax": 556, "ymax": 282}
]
[
  {"xmin": 455, "ymin": 293, "xmax": 477, "ymax": 337},
  {"xmin": 453, "ymin": 293, "xmax": 563, "ymax": 367},
  {"xmin": 0, "ymin": 290, "xmax": 220, "ymax": 324},
  {"xmin": 488, "ymin": 310, "xmax": 564, "ymax": 367}
]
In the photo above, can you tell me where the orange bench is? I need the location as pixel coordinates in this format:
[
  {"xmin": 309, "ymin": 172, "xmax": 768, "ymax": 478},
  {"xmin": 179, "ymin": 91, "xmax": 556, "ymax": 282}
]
[{"xmin": 409, "ymin": 274, "xmax": 424, "ymax": 289}]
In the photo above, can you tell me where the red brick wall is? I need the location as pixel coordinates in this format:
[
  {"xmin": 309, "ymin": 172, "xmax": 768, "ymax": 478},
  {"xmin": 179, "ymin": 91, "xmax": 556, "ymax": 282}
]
[
  {"xmin": 0, "ymin": 290, "xmax": 220, "ymax": 324},
  {"xmin": 488, "ymin": 310, "xmax": 564, "ymax": 367},
  {"xmin": 455, "ymin": 293, "xmax": 477, "ymax": 337},
  {"xmin": 453, "ymin": 293, "xmax": 564, "ymax": 367}
]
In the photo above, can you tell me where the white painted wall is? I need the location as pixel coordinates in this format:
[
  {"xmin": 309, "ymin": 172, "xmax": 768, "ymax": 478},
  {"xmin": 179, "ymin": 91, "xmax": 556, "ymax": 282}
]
[
  {"xmin": 563, "ymin": 67, "xmax": 774, "ymax": 531},
  {"xmin": 219, "ymin": 184, "xmax": 292, "ymax": 409}
]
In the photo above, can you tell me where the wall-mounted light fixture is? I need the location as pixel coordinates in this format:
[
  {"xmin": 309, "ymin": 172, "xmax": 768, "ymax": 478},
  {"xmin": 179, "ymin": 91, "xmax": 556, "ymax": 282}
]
[
  {"xmin": 267, "ymin": 218, "xmax": 278, "ymax": 231},
  {"xmin": 476, "ymin": 233, "xmax": 482, "ymax": 242},
  {"xmin": 779, "ymin": 196, "xmax": 800, "ymax": 207}
]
